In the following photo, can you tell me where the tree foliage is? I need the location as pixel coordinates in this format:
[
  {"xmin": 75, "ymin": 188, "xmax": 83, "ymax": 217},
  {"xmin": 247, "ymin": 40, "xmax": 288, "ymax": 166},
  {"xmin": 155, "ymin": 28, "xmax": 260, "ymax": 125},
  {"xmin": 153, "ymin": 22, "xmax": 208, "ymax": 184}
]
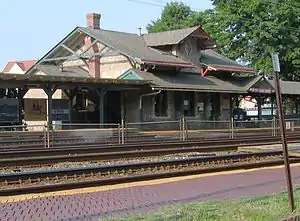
[
  {"xmin": 212, "ymin": 0, "xmax": 300, "ymax": 80},
  {"xmin": 146, "ymin": 2, "xmax": 210, "ymax": 33},
  {"xmin": 147, "ymin": 1, "xmax": 300, "ymax": 80}
]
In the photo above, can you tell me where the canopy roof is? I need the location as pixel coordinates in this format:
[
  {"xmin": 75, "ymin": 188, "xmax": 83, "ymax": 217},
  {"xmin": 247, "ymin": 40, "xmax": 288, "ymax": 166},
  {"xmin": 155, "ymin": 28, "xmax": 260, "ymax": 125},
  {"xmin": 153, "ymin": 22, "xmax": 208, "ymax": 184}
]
[
  {"xmin": 0, "ymin": 72, "xmax": 149, "ymax": 90},
  {"xmin": 119, "ymin": 68, "xmax": 262, "ymax": 93}
]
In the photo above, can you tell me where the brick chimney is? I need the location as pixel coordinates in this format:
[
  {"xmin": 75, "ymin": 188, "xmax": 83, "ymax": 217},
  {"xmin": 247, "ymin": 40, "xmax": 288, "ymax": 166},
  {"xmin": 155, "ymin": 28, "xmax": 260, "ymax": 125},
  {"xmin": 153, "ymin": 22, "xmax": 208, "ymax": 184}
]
[
  {"xmin": 85, "ymin": 36, "xmax": 100, "ymax": 78},
  {"xmin": 86, "ymin": 13, "xmax": 101, "ymax": 29},
  {"xmin": 85, "ymin": 13, "xmax": 101, "ymax": 78}
]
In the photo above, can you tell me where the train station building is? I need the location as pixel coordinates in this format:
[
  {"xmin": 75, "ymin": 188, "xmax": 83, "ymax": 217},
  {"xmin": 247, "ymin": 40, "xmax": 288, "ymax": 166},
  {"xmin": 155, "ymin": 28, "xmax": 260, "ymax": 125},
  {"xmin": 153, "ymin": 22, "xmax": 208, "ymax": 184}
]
[{"xmin": 1, "ymin": 13, "xmax": 300, "ymax": 129}]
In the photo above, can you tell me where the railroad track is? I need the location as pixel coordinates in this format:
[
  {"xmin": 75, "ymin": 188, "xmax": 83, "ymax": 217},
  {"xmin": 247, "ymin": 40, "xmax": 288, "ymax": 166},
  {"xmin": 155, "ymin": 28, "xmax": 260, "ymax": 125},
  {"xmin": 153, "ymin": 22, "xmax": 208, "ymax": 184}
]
[
  {"xmin": 0, "ymin": 145, "xmax": 238, "ymax": 168},
  {"xmin": 0, "ymin": 150, "xmax": 290, "ymax": 196},
  {"xmin": 1, "ymin": 135, "xmax": 300, "ymax": 168}
]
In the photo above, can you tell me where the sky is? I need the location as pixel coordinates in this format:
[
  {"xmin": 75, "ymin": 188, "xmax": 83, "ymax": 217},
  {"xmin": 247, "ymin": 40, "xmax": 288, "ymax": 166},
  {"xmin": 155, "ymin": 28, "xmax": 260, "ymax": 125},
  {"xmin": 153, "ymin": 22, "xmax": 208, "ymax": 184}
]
[{"xmin": 0, "ymin": 0, "xmax": 213, "ymax": 70}]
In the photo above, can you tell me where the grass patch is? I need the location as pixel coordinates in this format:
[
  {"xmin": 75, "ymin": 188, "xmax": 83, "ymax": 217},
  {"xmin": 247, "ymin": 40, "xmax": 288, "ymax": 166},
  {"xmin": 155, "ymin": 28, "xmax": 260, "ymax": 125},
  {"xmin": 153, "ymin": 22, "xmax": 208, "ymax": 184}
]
[{"xmin": 104, "ymin": 189, "xmax": 300, "ymax": 221}]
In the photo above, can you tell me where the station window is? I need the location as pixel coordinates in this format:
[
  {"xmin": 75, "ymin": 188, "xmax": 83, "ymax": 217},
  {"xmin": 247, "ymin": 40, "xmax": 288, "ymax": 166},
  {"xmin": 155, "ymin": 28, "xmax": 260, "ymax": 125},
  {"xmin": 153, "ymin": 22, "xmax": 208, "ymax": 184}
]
[
  {"xmin": 155, "ymin": 91, "xmax": 168, "ymax": 117},
  {"xmin": 182, "ymin": 91, "xmax": 195, "ymax": 116}
]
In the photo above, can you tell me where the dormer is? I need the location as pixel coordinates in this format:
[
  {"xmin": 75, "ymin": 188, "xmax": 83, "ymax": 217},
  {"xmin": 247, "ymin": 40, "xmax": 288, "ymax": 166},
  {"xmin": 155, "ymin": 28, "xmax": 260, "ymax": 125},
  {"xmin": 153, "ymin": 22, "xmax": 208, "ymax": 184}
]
[{"xmin": 143, "ymin": 26, "xmax": 216, "ymax": 57}]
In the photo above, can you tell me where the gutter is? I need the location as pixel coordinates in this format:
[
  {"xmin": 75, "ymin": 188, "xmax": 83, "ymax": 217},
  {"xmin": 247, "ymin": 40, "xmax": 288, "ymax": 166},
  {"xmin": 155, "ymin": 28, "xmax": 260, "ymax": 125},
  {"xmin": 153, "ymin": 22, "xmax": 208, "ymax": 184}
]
[
  {"xmin": 141, "ymin": 59, "xmax": 195, "ymax": 68},
  {"xmin": 139, "ymin": 88, "xmax": 161, "ymax": 122}
]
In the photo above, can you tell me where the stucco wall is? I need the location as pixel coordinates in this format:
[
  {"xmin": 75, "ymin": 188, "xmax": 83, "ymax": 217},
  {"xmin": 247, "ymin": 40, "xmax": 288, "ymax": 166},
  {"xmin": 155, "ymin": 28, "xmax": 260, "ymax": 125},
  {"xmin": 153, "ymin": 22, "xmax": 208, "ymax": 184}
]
[
  {"xmin": 63, "ymin": 42, "xmax": 133, "ymax": 79},
  {"xmin": 8, "ymin": 64, "xmax": 24, "ymax": 74},
  {"xmin": 24, "ymin": 89, "xmax": 62, "ymax": 99},
  {"xmin": 100, "ymin": 55, "xmax": 132, "ymax": 79}
]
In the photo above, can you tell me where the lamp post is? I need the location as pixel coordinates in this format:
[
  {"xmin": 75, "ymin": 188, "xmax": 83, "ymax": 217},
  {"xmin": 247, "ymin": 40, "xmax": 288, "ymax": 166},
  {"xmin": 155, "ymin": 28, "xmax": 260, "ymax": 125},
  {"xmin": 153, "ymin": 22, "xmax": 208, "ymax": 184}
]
[{"xmin": 272, "ymin": 52, "xmax": 295, "ymax": 212}]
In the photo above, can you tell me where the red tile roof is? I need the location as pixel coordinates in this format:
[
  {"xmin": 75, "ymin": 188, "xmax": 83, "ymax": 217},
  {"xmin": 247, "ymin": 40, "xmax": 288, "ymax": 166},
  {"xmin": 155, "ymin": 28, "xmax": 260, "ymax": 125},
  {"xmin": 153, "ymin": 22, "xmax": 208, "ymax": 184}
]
[{"xmin": 2, "ymin": 60, "xmax": 36, "ymax": 73}]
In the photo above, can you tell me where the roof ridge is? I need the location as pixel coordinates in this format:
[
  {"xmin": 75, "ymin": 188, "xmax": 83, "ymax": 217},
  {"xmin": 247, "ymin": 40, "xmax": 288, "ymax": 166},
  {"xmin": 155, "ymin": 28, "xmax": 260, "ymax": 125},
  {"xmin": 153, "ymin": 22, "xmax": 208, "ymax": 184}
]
[
  {"xmin": 143, "ymin": 26, "xmax": 200, "ymax": 36},
  {"xmin": 78, "ymin": 26, "xmax": 140, "ymax": 36}
]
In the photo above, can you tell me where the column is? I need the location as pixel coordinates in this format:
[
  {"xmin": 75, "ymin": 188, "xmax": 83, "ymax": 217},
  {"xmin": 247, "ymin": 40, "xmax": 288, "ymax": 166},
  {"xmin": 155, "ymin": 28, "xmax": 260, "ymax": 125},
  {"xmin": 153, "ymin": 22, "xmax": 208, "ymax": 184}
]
[
  {"xmin": 229, "ymin": 94, "xmax": 233, "ymax": 119},
  {"xmin": 257, "ymin": 95, "xmax": 262, "ymax": 120},
  {"xmin": 17, "ymin": 87, "xmax": 28, "ymax": 125},
  {"xmin": 96, "ymin": 88, "xmax": 106, "ymax": 124},
  {"xmin": 120, "ymin": 91, "xmax": 125, "ymax": 121},
  {"xmin": 43, "ymin": 85, "xmax": 57, "ymax": 129},
  {"xmin": 270, "ymin": 95, "xmax": 275, "ymax": 118},
  {"xmin": 63, "ymin": 89, "xmax": 76, "ymax": 123},
  {"xmin": 203, "ymin": 92, "xmax": 211, "ymax": 120}
]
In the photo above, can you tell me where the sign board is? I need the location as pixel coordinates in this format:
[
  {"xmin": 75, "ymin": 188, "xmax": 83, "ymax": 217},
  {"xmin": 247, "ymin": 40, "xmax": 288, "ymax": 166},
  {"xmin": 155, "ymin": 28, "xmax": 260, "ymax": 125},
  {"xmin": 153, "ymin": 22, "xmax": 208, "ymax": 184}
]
[
  {"xmin": 286, "ymin": 121, "xmax": 291, "ymax": 130},
  {"xmin": 24, "ymin": 99, "xmax": 47, "ymax": 121},
  {"xmin": 272, "ymin": 53, "xmax": 281, "ymax": 72},
  {"xmin": 52, "ymin": 99, "xmax": 70, "ymax": 121},
  {"xmin": 0, "ymin": 99, "xmax": 19, "ymax": 122},
  {"xmin": 197, "ymin": 102, "xmax": 204, "ymax": 111},
  {"xmin": 249, "ymin": 88, "xmax": 272, "ymax": 93}
]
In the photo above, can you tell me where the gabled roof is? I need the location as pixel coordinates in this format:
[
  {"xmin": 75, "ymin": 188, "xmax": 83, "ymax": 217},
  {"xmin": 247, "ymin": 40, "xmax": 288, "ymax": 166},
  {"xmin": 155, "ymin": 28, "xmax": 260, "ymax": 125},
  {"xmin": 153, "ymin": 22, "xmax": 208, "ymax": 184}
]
[
  {"xmin": 3, "ymin": 60, "xmax": 36, "ymax": 72},
  {"xmin": 118, "ymin": 68, "xmax": 262, "ymax": 93},
  {"xmin": 78, "ymin": 27, "xmax": 195, "ymax": 68},
  {"xmin": 200, "ymin": 50, "xmax": 255, "ymax": 73},
  {"xmin": 143, "ymin": 26, "xmax": 213, "ymax": 47},
  {"xmin": 30, "ymin": 24, "xmax": 253, "ymax": 74},
  {"xmin": 268, "ymin": 79, "xmax": 300, "ymax": 95}
]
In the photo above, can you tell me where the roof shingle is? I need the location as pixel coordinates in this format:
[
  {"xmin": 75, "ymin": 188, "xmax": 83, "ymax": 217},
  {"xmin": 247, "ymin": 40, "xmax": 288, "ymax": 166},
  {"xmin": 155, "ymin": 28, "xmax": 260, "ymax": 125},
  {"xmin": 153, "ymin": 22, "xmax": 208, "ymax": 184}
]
[
  {"xmin": 268, "ymin": 79, "xmax": 300, "ymax": 95},
  {"xmin": 3, "ymin": 60, "xmax": 36, "ymax": 73},
  {"xmin": 119, "ymin": 68, "xmax": 261, "ymax": 93},
  {"xmin": 200, "ymin": 49, "xmax": 255, "ymax": 73},
  {"xmin": 79, "ymin": 27, "xmax": 194, "ymax": 67},
  {"xmin": 143, "ymin": 26, "xmax": 199, "ymax": 47}
]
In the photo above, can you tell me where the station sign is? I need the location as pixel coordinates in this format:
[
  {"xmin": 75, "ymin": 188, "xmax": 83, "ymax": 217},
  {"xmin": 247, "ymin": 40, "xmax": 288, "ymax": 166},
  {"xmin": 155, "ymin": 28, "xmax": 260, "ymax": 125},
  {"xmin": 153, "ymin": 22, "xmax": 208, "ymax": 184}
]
[
  {"xmin": 52, "ymin": 99, "xmax": 70, "ymax": 121},
  {"xmin": 272, "ymin": 53, "xmax": 281, "ymax": 72},
  {"xmin": 24, "ymin": 98, "xmax": 47, "ymax": 121},
  {"xmin": 249, "ymin": 87, "xmax": 272, "ymax": 93},
  {"xmin": 0, "ymin": 98, "xmax": 19, "ymax": 122}
]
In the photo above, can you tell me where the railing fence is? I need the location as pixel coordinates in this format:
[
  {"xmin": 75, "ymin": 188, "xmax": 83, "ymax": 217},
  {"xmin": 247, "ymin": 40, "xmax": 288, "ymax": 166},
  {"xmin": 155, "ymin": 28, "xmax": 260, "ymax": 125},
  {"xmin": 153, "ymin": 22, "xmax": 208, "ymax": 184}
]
[{"xmin": 0, "ymin": 117, "xmax": 299, "ymax": 148}]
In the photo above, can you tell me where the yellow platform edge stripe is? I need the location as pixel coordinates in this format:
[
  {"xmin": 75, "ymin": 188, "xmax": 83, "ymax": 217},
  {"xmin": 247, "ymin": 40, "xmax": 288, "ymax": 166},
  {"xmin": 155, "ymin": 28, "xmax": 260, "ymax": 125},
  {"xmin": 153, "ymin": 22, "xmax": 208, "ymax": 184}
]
[{"xmin": 2, "ymin": 163, "xmax": 300, "ymax": 203}]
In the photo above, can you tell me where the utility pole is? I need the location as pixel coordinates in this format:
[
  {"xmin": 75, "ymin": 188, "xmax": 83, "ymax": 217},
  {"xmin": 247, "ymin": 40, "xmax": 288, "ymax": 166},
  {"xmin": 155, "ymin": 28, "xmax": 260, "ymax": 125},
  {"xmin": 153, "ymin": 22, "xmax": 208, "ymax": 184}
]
[{"xmin": 272, "ymin": 52, "xmax": 295, "ymax": 212}]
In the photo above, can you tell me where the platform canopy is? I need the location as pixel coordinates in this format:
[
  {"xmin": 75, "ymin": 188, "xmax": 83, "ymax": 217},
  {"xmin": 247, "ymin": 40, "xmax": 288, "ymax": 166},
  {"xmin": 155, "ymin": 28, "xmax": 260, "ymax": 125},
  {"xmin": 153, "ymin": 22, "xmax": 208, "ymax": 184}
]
[
  {"xmin": 0, "ymin": 72, "xmax": 150, "ymax": 91},
  {"xmin": 119, "ymin": 68, "xmax": 264, "ymax": 94}
]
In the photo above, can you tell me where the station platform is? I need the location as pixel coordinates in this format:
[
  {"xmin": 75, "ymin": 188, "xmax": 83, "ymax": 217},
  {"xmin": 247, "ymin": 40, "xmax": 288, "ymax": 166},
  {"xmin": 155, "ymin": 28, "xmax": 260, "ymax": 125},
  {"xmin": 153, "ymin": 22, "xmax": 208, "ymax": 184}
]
[{"xmin": 2, "ymin": 164, "xmax": 300, "ymax": 221}]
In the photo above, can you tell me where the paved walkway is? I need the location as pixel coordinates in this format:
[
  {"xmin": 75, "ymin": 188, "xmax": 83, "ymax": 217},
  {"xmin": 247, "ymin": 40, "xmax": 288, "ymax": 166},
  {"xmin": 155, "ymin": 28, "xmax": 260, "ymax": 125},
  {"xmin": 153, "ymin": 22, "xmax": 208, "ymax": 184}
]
[{"xmin": 1, "ymin": 164, "xmax": 300, "ymax": 221}]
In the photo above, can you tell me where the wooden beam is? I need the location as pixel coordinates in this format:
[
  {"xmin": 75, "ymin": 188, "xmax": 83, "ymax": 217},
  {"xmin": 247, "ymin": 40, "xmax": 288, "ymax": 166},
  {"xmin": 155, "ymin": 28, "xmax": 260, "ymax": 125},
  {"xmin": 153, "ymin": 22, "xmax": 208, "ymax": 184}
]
[{"xmin": 81, "ymin": 39, "xmax": 99, "ymax": 54}]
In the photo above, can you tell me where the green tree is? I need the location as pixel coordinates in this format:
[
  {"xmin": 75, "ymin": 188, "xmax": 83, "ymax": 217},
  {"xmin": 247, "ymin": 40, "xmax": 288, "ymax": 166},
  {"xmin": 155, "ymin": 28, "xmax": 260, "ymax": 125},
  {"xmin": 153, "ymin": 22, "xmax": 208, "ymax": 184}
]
[
  {"xmin": 211, "ymin": 0, "xmax": 300, "ymax": 80},
  {"xmin": 146, "ymin": 2, "xmax": 210, "ymax": 33},
  {"xmin": 147, "ymin": 1, "xmax": 300, "ymax": 80}
]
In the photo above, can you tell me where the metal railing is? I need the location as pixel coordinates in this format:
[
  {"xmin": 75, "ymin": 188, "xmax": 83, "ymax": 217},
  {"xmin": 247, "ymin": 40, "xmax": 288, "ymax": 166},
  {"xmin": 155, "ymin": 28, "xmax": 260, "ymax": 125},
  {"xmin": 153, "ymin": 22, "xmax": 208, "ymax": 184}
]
[{"xmin": 1, "ymin": 117, "xmax": 300, "ymax": 148}]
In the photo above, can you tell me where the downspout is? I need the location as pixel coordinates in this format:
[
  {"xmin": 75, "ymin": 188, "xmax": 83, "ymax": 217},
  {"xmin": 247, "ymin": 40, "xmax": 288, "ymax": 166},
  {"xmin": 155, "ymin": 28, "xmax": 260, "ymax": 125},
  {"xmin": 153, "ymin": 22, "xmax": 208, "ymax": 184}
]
[{"xmin": 139, "ymin": 88, "xmax": 161, "ymax": 122}]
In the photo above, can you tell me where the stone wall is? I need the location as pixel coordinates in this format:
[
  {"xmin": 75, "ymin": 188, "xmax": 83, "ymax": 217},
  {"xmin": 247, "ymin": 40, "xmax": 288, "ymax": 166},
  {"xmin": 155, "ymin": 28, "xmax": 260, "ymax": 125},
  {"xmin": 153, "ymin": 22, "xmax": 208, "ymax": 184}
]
[
  {"xmin": 220, "ymin": 93, "xmax": 231, "ymax": 120},
  {"xmin": 123, "ymin": 90, "xmax": 231, "ymax": 131}
]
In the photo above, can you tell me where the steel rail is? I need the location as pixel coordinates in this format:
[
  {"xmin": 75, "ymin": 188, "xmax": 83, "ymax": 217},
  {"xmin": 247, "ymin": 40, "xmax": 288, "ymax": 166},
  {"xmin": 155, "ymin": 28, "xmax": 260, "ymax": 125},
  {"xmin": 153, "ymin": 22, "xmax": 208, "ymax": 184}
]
[
  {"xmin": 0, "ymin": 145, "xmax": 239, "ymax": 167},
  {"xmin": 0, "ymin": 151, "xmax": 282, "ymax": 183},
  {"xmin": 0, "ymin": 151, "xmax": 294, "ymax": 196}
]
